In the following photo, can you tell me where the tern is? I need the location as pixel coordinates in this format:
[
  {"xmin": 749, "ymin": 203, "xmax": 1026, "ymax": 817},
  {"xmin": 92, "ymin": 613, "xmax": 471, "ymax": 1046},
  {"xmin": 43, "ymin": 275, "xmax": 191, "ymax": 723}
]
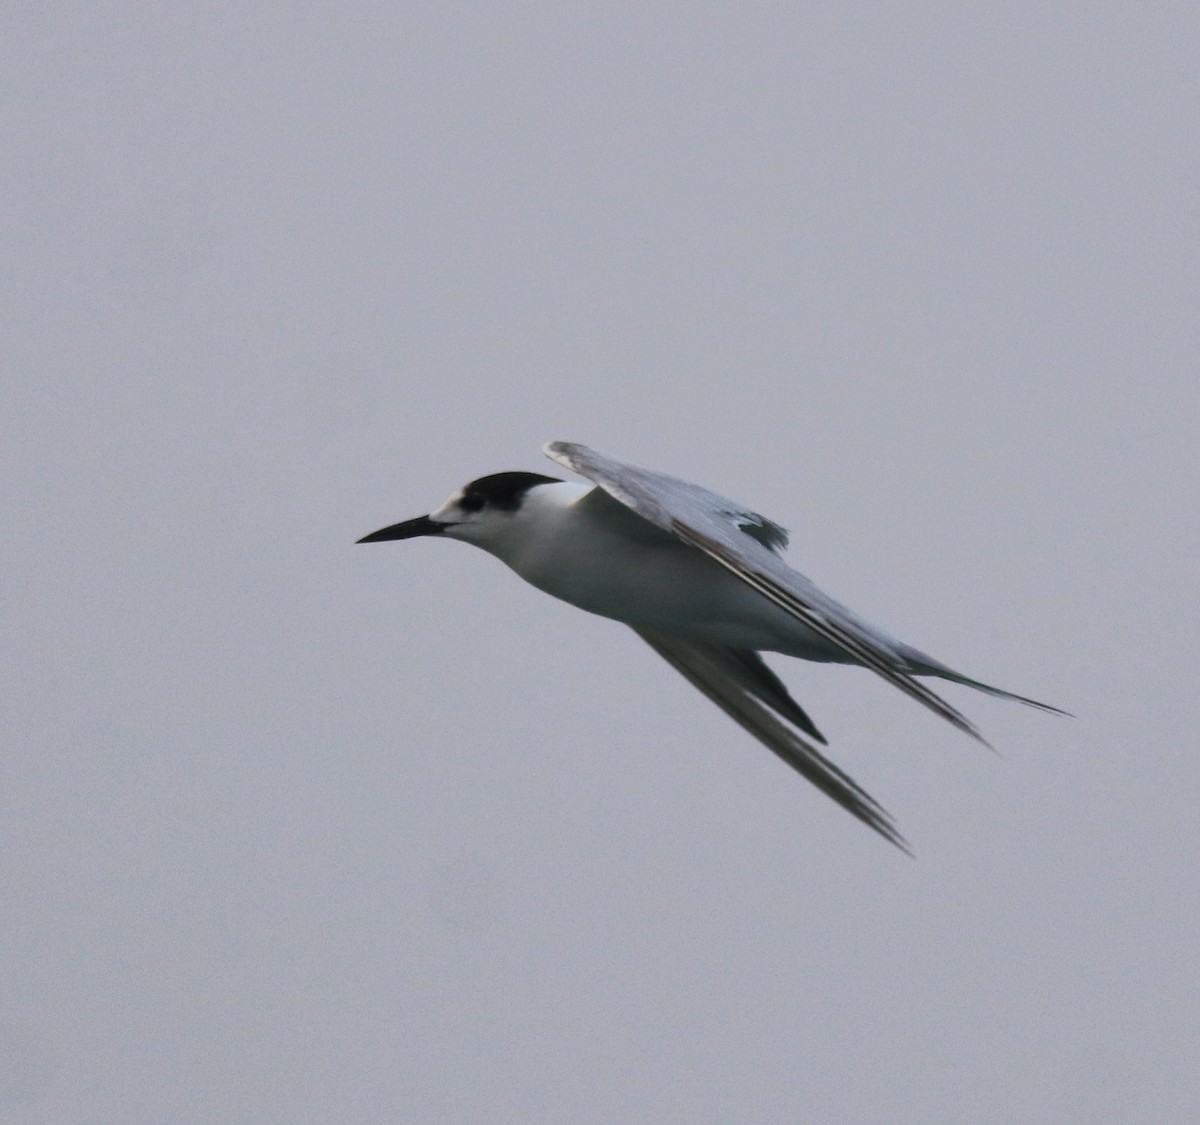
[{"xmin": 358, "ymin": 442, "xmax": 1063, "ymax": 850}]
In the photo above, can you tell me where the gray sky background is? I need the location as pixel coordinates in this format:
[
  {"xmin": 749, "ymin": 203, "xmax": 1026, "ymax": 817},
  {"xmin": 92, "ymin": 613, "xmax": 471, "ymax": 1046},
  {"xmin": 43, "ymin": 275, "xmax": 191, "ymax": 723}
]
[{"xmin": 5, "ymin": 4, "xmax": 1198, "ymax": 1123}]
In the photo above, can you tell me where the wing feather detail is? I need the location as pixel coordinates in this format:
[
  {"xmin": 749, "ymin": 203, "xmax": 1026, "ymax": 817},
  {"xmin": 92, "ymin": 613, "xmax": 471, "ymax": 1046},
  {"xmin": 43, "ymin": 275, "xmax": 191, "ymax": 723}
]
[{"xmin": 635, "ymin": 629, "xmax": 910, "ymax": 852}]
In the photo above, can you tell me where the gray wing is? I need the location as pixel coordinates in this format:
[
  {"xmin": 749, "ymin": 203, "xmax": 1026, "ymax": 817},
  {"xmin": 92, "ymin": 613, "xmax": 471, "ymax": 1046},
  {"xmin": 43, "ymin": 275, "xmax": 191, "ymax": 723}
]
[
  {"xmin": 545, "ymin": 440, "xmax": 990, "ymax": 747},
  {"xmin": 635, "ymin": 629, "xmax": 910, "ymax": 852}
]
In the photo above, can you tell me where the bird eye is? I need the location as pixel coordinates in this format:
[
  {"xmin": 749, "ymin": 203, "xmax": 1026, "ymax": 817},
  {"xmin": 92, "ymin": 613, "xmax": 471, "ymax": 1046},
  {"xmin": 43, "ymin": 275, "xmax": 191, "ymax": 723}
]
[{"xmin": 459, "ymin": 493, "xmax": 486, "ymax": 513}]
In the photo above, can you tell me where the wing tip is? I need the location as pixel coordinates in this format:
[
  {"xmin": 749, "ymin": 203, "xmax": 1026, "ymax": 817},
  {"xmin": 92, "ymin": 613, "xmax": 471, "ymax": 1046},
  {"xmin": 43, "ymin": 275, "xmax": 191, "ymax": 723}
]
[
  {"xmin": 543, "ymin": 440, "xmax": 579, "ymax": 461},
  {"xmin": 854, "ymin": 803, "xmax": 913, "ymax": 855}
]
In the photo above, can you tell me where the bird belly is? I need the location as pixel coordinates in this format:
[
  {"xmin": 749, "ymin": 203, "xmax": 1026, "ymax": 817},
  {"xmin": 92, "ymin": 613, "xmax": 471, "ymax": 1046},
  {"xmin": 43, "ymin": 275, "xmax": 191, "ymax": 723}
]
[{"xmin": 514, "ymin": 536, "xmax": 851, "ymax": 662}]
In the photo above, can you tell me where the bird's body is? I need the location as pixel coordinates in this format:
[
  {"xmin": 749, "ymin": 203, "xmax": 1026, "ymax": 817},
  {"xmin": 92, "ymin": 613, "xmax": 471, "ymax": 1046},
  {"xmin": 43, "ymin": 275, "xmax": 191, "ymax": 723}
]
[
  {"xmin": 359, "ymin": 442, "xmax": 1063, "ymax": 850},
  {"xmin": 470, "ymin": 481, "xmax": 840, "ymax": 659}
]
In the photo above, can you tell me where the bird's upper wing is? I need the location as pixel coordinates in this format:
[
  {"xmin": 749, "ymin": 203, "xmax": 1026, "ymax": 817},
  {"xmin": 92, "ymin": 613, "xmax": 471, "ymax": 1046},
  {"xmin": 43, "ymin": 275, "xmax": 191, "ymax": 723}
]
[
  {"xmin": 634, "ymin": 628, "xmax": 909, "ymax": 851},
  {"xmin": 545, "ymin": 440, "xmax": 988, "ymax": 746}
]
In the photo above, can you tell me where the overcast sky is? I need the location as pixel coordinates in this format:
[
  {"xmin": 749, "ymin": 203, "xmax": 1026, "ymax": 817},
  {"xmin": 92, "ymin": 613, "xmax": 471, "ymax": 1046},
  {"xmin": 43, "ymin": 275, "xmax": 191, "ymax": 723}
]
[{"xmin": 5, "ymin": 4, "xmax": 1198, "ymax": 1123}]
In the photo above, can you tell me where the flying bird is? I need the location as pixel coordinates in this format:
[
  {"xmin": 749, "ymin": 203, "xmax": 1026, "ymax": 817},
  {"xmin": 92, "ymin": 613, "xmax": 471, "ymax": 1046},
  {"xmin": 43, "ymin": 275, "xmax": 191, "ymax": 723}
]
[{"xmin": 358, "ymin": 442, "xmax": 1063, "ymax": 850}]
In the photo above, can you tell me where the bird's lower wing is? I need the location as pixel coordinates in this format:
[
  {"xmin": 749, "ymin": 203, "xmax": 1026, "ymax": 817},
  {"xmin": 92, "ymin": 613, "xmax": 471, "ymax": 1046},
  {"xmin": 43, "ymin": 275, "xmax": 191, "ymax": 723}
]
[
  {"xmin": 720, "ymin": 647, "xmax": 828, "ymax": 745},
  {"xmin": 634, "ymin": 628, "xmax": 910, "ymax": 852}
]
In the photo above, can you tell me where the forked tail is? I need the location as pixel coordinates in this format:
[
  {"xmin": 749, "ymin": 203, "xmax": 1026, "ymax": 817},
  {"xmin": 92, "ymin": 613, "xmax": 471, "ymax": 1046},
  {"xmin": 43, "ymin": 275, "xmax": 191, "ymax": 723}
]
[{"xmin": 910, "ymin": 656, "xmax": 1070, "ymax": 716}]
